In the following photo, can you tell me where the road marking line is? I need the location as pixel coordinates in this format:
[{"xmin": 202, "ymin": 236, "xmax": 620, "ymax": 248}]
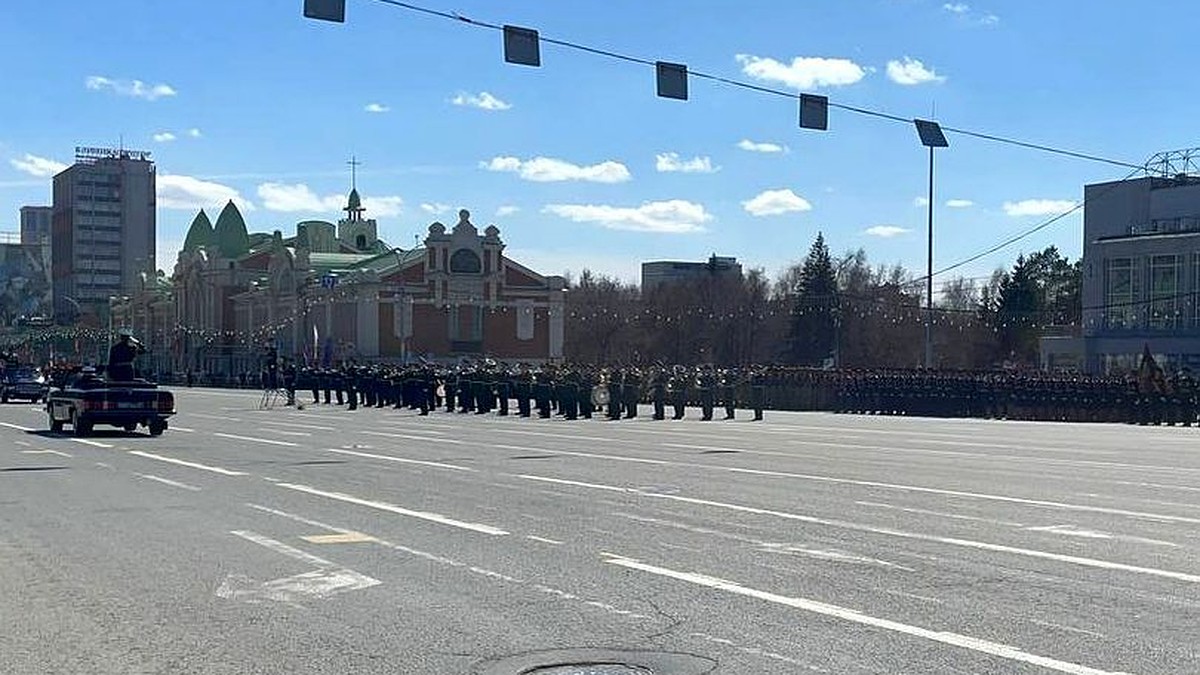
[
  {"xmin": 261, "ymin": 421, "xmax": 336, "ymax": 431},
  {"xmin": 231, "ymin": 529, "xmax": 338, "ymax": 567},
  {"xmin": 491, "ymin": 443, "xmax": 669, "ymax": 465},
  {"xmin": 1029, "ymin": 619, "xmax": 1106, "ymax": 639},
  {"xmin": 525, "ymin": 535, "xmax": 564, "ymax": 545},
  {"xmin": 21, "ymin": 449, "xmax": 73, "ymax": 458},
  {"xmin": 171, "ymin": 426, "xmax": 197, "ymax": 432},
  {"xmin": 128, "ymin": 450, "xmax": 248, "ymax": 476},
  {"xmin": 302, "ymin": 532, "xmax": 376, "ymax": 544},
  {"xmin": 14, "ymin": 440, "xmax": 31, "ymax": 446},
  {"xmin": 0, "ymin": 422, "xmax": 34, "ymax": 432},
  {"xmin": 189, "ymin": 413, "xmax": 241, "ymax": 422},
  {"xmin": 521, "ymin": 474, "xmax": 1200, "ymax": 585},
  {"xmin": 246, "ymin": 503, "xmax": 354, "ymax": 533},
  {"xmin": 326, "ymin": 447, "xmax": 474, "ymax": 472},
  {"xmin": 136, "ymin": 473, "xmax": 201, "ymax": 491},
  {"xmin": 276, "ymin": 482, "xmax": 508, "ymax": 536},
  {"xmin": 214, "ymin": 432, "xmax": 298, "ymax": 447},
  {"xmin": 261, "ymin": 429, "xmax": 312, "ymax": 437},
  {"xmin": 71, "ymin": 438, "xmax": 114, "ymax": 448},
  {"xmin": 95, "ymin": 462, "xmax": 112, "ymax": 469},
  {"xmin": 605, "ymin": 556, "xmax": 1120, "ymax": 675},
  {"xmin": 520, "ymin": 442, "xmax": 1200, "ymax": 526},
  {"xmin": 855, "ymin": 500, "xmax": 1025, "ymax": 527},
  {"xmin": 360, "ymin": 430, "xmax": 463, "ymax": 444}
]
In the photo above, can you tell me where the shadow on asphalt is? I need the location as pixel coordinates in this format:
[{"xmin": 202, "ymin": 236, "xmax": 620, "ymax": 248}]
[
  {"xmin": 1, "ymin": 466, "xmax": 68, "ymax": 472},
  {"xmin": 23, "ymin": 429, "xmax": 155, "ymax": 440}
]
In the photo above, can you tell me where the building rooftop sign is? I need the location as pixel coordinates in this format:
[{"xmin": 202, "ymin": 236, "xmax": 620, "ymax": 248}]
[{"xmin": 74, "ymin": 146, "xmax": 152, "ymax": 163}]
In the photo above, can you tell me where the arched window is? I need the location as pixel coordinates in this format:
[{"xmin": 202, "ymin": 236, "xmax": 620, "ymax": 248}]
[{"xmin": 450, "ymin": 248, "xmax": 482, "ymax": 274}]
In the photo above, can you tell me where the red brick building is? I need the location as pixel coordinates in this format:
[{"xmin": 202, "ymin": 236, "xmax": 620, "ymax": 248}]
[{"xmin": 123, "ymin": 192, "xmax": 565, "ymax": 375}]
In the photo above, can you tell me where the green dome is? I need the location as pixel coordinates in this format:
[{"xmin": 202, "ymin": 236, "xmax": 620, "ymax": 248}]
[
  {"xmin": 213, "ymin": 200, "xmax": 251, "ymax": 258},
  {"xmin": 347, "ymin": 188, "xmax": 362, "ymax": 211},
  {"xmin": 182, "ymin": 209, "xmax": 213, "ymax": 252}
]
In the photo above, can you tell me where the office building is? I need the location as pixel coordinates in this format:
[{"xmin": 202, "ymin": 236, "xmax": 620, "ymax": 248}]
[
  {"xmin": 51, "ymin": 146, "xmax": 156, "ymax": 321},
  {"xmin": 19, "ymin": 206, "xmax": 51, "ymax": 246},
  {"xmin": 1065, "ymin": 149, "xmax": 1200, "ymax": 373},
  {"xmin": 641, "ymin": 255, "xmax": 742, "ymax": 291}
]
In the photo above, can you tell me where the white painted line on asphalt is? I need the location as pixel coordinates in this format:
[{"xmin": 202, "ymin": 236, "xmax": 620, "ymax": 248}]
[
  {"xmin": 525, "ymin": 535, "xmax": 564, "ymax": 545},
  {"xmin": 276, "ymin": 482, "xmax": 509, "ymax": 536},
  {"xmin": 491, "ymin": 443, "xmax": 669, "ymax": 465},
  {"xmin": 247, "ymin": 503, "xmax": 354, "ymax": 534},
  {"xmin": 220, "ymin": 530, "xmax": 380, "ymax": 604},
  {"xmin": 1025, "ymin": 524, "xmax": 1178, "ymax": 548},
  {"xmin": 136, "ymin": 473, "xmax": 201, "ymax": 491},
  {"xmin": 21, "ymin": 449, "xmax": 73, "ymax": 458},
  {"xmin": 230, "ymin": 529, "xmax": 338, "ymax": 567},
  {"xmin": 95, "ymin": 462, "xmax": 113, "ymax": 469},
  {"xmin": 172, "ymin": 426, "xmax": 197, "ymax": 432},
  {"xmin": 521, "ymin": 474, "xmax": 1200, "ymax": 585},
  {"xmin": 14, "ymin": 440, "xmax": 31, "ymax": 447},
  {"xmin": 855, "ymin": 501, "xmax": 1025, "ymax": 528},
  {"xmin": 71, "ymin": 438, "xmax": 114, "ymax": 448},
  {"xmin": 213, "ymin": 432, "xmax": 298, "ymax": 447},
  {"xmin": 360, "ymin": 430, "xmax": 463, "ymax": 444},
  {"xmin": 1029, "ymin": 619, "xmax": 1106, "ymax": 640},
  {"xmin": 528, "ymin": 442, "xmax": 1200, "ymax": 527},
  {"xmin": 687, "ymin": 631, "xmax": 816, "ymax": 670},
  {"xmin": 326, "ymin": 447, "xmax": 475, "ymax": 472},
  {"xmin": 0, "ymin": 421, "xmax": 35, "ymax": 432},
  {"xmin": 261, "ymin": 429, "xmax": 312, "ymax": 437},
  {"xmin": 128, "ymin": 450, "xmax": 248, "ymax": 476},
  {"xmin": 188, "ymin": 413, "xmax": 241, "ymax": 422},
  {"xmin": 260, "ymin": 421, "xmax": 336, "ymax": 431},
  {"xmin": 606, "ymin": 556, "xmax": 1122, "ymax": 675}
]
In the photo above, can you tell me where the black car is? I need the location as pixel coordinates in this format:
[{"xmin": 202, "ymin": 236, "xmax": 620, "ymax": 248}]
[
  {"xmin": 1, "ymin": 366, "xmax": 50, "ymax": 403},
  {"xmin": 46, "ymin": 373, "xmax": 175, "ymax": 436}
]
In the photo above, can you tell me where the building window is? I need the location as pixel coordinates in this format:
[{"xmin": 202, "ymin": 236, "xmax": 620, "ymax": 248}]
[
  {"xmin": 449, "ymin": 305, "xmax": 483, "ymax": 342},
  {"xmin": 1105, "ymin": 257, "xmax": 1138, "ymax": 329},
  {"xmin": 1148, "ymin": 254, "xmax": 1181, "ymax": 330},
  {"xmin": 450, "ymin": 248, "xmax": 481, "ymax": 274}
]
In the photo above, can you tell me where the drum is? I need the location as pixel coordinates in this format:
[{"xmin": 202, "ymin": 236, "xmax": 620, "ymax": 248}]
[{"xmin": 592, "ymin": 384, "xmax": 610, "ymax": 407}]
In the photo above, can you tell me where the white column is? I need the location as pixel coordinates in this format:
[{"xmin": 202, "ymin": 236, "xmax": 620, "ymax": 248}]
[{"xmin": 356, "ymin": 288, "xmax": 379, "ymax": 357}]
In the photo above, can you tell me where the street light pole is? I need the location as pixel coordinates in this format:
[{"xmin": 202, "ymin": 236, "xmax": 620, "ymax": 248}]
[
  {"xmin": 914, "ymin": 119, "xmax": 949, "ymax": 370},
  {"xmin": 925, "ymin": 146, "xmax": 935, "ymax": 370}
]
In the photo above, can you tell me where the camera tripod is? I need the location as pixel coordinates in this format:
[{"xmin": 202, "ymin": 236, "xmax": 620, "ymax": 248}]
[{"xmin": 259, "ymin": 386, "xmax": 294, "ymax": 410}]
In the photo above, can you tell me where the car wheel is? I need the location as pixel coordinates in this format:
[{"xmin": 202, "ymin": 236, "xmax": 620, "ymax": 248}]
[
  {"xmin": 148, "ymin": 420, "xmax": 166, "ymax": 436},
  {"xmin": 73, "ymin": 413, "xmax": 92, "ymax": 437},
  {"xmin": 49, "ymin": 418, "xmax": 63, "ymax": 433},
  {"xmin": 123, "ymin": 422, "xmax": 138, "ymax": 433}
]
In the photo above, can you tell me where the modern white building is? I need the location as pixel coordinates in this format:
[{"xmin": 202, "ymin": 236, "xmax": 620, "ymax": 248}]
[
  {"xmin": 19, "ymin": 206, "xmax": 51, "ymax": 246},
  {"xmin": 1076, "ymin": 149, "xmax": 1200, "ymax": 373}
]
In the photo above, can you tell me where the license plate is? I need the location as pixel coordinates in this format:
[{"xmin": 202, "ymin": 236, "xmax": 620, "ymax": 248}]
[{"xmin": 114, "ymin": 401, "xmax": 146, "ymax": 409}]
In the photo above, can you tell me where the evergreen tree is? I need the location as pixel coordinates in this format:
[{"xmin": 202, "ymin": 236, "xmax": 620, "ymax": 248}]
[{"xmin": 787, "ymin": 233, "xmax": 838, "ymax": 365}]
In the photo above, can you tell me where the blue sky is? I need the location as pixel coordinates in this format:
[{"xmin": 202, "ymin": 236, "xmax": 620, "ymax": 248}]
[{"xmin": 1, "ymin": 0, "xmax": 1195, "ymax": 286}]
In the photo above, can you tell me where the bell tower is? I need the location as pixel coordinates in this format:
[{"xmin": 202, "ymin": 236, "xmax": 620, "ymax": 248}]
[{"xmin": 337, "ymin": 156, "xmax": 378, "ymax": 251}]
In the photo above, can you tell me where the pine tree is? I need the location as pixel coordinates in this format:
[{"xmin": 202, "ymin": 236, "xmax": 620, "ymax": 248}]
[{"xmin": 787, "ymin": 233, "xmax": 838, "ymax": 365}]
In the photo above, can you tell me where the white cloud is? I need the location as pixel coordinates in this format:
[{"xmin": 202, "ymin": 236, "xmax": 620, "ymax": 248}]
[
  {"xmin": 742, "ymin": 188, "xmax": 813, "ymax": 217},
  {"xmin": 158, "ymin": 238, "xmax": 183, "ymax": 275},
  {"xmin": 421, "ymin": 202, "xmax": 450, "ymax": 215},
  {"xmin": 913, "ymin": 196, "xmax": 930, "ymax": 207},
  {"xmin": 946, "ymin": 199, "xmax": 974, "ymax": 208},
  {"xmin": 451, "ymin": 91, "xmax": 512, "ymax": 111},
  {"xmin": 257, "ymin": 183, "xmax": 344, "ymax": 212},
  {"xmin": 865, "ymin": 225, "xmax": 912, "ymax": 238},
  {"xmin": 1002, "ymin": 199, "xmax": 1077, "ymax": 217},
  {"xmin": 187, "ymin": 128, "xmax": 202, "ymax": 138},
  {"xmin": 152, "ymin": 132, "xmax": 176, "ymax": 143},
  {"xmin": 481, "ymin": 156, "xmax": 631, "ymax": 183},
  {"xmin": 362, "ymin": 196, "xmax": 404, "ymax": 217},
  {"xmin": 496, "ymin": 205, "xmax": 520, "ymax": 217},
  {"xmin": 736, "ymin": 54, "xmax": 866, "ymax": 89},
  {"xmin": 158, "ymin": 174, "xmax": 254, "ymax": 211},
  {"xmin": 981, "ymin": 13, "xmax": 1000, "ymax": 25},
  {"xmin": 364, "ymin": 102, "xmax": 390, "ymax": 113},
  {"xmin": 942, "ymin": 3, "xmax": 969, "ymax": 13},
  {"xmin": 255, "ymin": 182, "xmax": 403, "ymax": 217},
  {"xmin": 9, "ymin": 153, "xmax": 67, "ymax": 177},
  {"xmin": 543, "ymin": 200, "xmax": 711, "ymax": 234},
  {"xmin": 886, "ymin": 57, "xmax": 946, "ymax": 85},
  {"xmin": 655, "ymin": 152, "xmax": 719, "ymax": 174},
  {"xmin": 737, "ymin": 139, "xmax": 788, "ymax": 154},
  {"xmin": 85, "ymin": 75, "xmax": 176, "ymax": 101}
]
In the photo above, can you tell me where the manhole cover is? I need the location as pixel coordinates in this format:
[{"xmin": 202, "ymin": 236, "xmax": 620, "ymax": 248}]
[{"xmin": 527, "ymin": 666, "xmax": 651, "ymax": 675}]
